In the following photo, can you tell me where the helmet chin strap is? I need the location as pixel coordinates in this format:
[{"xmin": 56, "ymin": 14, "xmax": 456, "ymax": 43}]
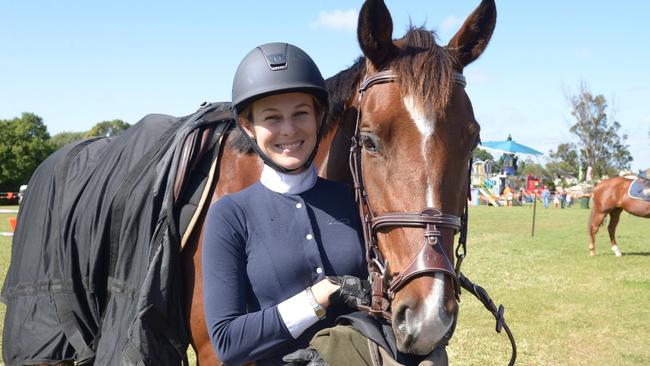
[{"xmin": 232, "ymin": 108, "xmax": 328, "ymax": 175}]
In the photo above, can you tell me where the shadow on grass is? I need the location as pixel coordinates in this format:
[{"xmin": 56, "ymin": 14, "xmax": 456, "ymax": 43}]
[{"xmin": 622, "ymin": 252, "xmax": 650, "ymax": 257}]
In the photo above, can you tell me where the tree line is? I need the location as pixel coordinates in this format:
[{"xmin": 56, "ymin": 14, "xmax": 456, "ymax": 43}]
[
  {"xmin": 1, "ymin": 83, "xmax": 646, "ymax": 193},
  {"xmin": 0, "ymin": 113, "xmax": 130, "ymax": 192},
  {"xmin": 474, "ymin": 83, "xmax": 641, "ymax": 186}
]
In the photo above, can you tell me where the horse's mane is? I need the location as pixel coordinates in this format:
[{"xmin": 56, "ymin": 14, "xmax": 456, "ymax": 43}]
[
  {"xmin": 324, "ymin": 57, "xmax": 366, "ymax": 130},
  {"xmin": 231, "ymin": 26, "xmax": 454, "ymax": 153},
  {"xmin": 324, "ymin": 26, "xmax": 456, "ymax": 126}
]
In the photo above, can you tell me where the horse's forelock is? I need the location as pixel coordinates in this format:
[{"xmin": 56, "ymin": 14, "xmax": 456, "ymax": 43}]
[{"xmin": 393, "ymin": 27, "xmax": 455, "ymax": 119}]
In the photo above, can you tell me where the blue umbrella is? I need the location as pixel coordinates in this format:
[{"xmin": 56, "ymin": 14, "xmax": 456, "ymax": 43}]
[{"xmin": 480, "ymin": 135, "xmax": 543, "ymax": 156}]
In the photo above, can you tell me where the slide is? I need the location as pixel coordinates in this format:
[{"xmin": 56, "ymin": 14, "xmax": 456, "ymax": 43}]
[{"xmin": 478, "ymin": 187, "xmax": 500, "ymax": 207}]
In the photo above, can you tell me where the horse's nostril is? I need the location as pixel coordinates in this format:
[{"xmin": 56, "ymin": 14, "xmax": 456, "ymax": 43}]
[
  {"xmin": 393, "ymin": 301, "xmax": 413, "ymax": 335},
  {"xmin": 394, "ymin": 304, "xmax": 406, "ymax": 333},
  {"xmin": 446, "ymin": 297, "xmax": 459, "ymax": 315}
]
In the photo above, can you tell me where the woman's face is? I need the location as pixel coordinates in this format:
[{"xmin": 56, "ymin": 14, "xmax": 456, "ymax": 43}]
[{"xmin": 241, "ymin": 92, "xmax": 319, "ymax": 171}]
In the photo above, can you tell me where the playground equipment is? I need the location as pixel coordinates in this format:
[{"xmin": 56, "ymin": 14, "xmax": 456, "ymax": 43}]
[{"xmin": 471, "ymin": 161, "xmax": 500, "ymax": 206}]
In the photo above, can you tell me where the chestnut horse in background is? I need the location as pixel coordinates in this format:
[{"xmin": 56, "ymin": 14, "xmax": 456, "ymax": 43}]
[
  {"xmin": 183, "ymin": 0, "xmax": 496, "ymax": 364},
  {"xmin": 587, "ymin": 177, "xmax": 650, "ymax": 256}
]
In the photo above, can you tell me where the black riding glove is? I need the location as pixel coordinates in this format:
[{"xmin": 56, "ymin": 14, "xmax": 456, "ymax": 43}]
[
  {"xmin": 327, "ymin": 275, "xmax": 371, "ymax": 309},
  {"xmin": 283, "ymin": 348, "xmax": 328, "ymax": 366}
]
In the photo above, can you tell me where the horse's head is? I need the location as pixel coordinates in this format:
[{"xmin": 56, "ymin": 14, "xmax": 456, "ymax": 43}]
[{"xmin": 353, "ymin": 0, "xmax": 496, "ymax": 355}]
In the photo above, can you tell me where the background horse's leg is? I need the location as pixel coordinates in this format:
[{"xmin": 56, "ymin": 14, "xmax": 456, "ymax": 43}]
[
  {"xmin": 607, "ymin": 208, "xmax": 623, "ymax": 257},
  {"xmin": 588, "ymin": 210, "xmax": 606, "ymax": 256}
]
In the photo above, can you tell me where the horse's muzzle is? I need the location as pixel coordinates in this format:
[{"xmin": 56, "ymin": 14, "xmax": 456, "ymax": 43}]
[{"xmin": 391, "ymin": 273, "xmax": 458, "ymax": 355}]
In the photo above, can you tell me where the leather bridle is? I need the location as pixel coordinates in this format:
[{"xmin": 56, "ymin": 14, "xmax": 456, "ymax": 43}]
[
  {"xmin": 349, "ymin": 70, "xmax": 469, "ymax": 320},
  {"xmin": 349, "ymin": 69, "xmax": 517, "ymax": 365}
]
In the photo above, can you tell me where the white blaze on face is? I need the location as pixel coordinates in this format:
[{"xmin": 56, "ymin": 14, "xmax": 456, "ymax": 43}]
[
  {"xmin": 402, "ymin": 96, "xmax": 455, "ymax": 345},
  {"xmin": 403, "ymin": 95, "xmax": 436, "ymax": 207},
  {"xmin": 407, "ymin": 273, "xmax": 455, "ymax": 344}
]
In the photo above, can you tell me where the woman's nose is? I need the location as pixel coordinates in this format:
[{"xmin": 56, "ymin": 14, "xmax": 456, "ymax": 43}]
[{"xmin": 279, "ymin": 119, "xmax": 297, "ymax": 135}]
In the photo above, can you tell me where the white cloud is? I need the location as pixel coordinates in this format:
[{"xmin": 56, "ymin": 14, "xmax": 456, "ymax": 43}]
[
  {"xmin": 311, "ymin": 9, "xmax": 357, "ymax": 32},
  {"xmin": 440, "ymin": 15, "xmax": 462, "ymax": 32}
]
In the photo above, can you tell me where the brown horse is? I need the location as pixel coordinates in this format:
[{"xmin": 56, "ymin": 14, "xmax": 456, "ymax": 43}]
[
  {"xmin": 183, "ymin": 0, "xmax": 496, "ymax": 364},
  {"xmin": 587, "ymin": 176, "xmax": 650, "ymax": 256}
]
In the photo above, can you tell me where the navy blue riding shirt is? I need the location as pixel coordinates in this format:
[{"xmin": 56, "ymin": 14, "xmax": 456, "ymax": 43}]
[{"xmin": 202, "ymin": 165, "xmax": 366, "ymax": 365}]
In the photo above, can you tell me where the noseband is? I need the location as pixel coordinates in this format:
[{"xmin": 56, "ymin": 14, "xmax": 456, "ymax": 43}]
[{"xmin": 349, "ymin": 70, "xmax": 470, "ymax": 320}]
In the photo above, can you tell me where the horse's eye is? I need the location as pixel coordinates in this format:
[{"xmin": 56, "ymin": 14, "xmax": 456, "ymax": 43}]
[{"xmin": 359, "ymin": 132, "xmax": 379, "ymax": 153}]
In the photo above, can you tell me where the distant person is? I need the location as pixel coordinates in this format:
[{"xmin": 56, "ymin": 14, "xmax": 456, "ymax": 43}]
[
  {"xmin": 18, "ymin": 184, "xmax": 27, "ymax": 205},
  {"xmin": 566, "ymin": 193, "xmax": 573, "ymax": 208},
  {"xmin": 541, "ymin": 187, "xmax": 550, "ymax": 209},
  {"xmin": 504, "ymin": 186, "xmax": 513, "ymax": 207},
  {"xmin": 640, "ymin": 168, "xmax": 649, "ymax": 180},
  {"xmin": 553, "ymin": 191, "xmax": 560, "ymax": 208}
]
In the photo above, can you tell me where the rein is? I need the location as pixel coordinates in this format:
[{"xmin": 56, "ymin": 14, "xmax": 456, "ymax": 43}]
[{"xmin": 348, "ymin": 70, "xmax": 516, "ymax": 365}]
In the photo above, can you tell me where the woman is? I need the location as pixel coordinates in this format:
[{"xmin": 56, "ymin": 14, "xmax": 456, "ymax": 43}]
[{"xmin": 202, "ymin": 43, "xmax": 367, "ymax": 366}]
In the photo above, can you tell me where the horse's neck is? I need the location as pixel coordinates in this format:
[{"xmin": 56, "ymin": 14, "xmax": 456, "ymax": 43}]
[
  {"xmin": 318, "ymin": 58, "xmax": 365, "ymax": 184},
  {"xmin": 315, "ymin": 107, "xmax": 357, "ymax": 185},
  {"xmin": 212, "ymin": 136, "xmax": 263, "ymax": 202}
]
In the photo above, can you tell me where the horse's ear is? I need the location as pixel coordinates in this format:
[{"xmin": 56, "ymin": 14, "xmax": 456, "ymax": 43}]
[
  {"xmin": 446, "ymin": 0, "xmax": 496, "ymax": 69},
  {"xmin": 357, "ymin": 0, "xmax": 397, "ymax": 68}
]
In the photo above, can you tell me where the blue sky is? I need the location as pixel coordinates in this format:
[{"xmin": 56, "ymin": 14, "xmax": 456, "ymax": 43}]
[{"xmin": 2, "ymin": 1, "xmax": 649, "ymax": 170}]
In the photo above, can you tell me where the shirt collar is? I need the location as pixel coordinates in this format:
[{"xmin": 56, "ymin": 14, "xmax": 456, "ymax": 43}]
[{"xmin": 260, "ymin": 164, "xmax": 317, "ymax": 194}]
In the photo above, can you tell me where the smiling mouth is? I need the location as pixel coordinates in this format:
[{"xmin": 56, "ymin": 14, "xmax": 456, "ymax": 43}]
[{"xmin": 276, "ymin": 141, "xmax": 303, "ymax": 151}]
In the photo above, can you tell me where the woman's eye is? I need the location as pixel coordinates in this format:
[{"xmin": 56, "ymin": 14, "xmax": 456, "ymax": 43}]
[{"xmin": 264, "ymin": 115, "xmax": 281, "ymax": 122}]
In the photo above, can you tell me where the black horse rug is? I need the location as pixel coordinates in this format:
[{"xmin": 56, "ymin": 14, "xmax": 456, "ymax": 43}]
[{"xmin": 1, "ymin": 102, "xmax": 234, "ymax": 365}]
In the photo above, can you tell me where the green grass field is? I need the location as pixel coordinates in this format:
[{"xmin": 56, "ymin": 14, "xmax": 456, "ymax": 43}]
[{"xmin": 1, "ymin": 204, "xmax": 649, "ymax": 365}]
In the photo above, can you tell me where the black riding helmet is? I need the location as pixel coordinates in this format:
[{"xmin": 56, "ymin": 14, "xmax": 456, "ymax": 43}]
[{"xmin": 232, "ymin": 42, "xmax": 328, "ymax": 173}]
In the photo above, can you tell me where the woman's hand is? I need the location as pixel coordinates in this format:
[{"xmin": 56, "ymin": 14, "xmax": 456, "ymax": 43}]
[
  {"xmin": 310, "ymin": 278, "xmax": 340, "ymax": 308},
  {"xmin": 326, "ymin": 276, "xmax": 371, "ymax": 309}
]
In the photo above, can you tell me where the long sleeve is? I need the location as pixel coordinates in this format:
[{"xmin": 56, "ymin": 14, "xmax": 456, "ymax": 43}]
[
  {"xmin": 202, "ymin": 197, "xmax": 294, "ymax": 365},
  {"xmin": 201, "ymin": 181, "xmax": 367, "ymax": 366}
]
